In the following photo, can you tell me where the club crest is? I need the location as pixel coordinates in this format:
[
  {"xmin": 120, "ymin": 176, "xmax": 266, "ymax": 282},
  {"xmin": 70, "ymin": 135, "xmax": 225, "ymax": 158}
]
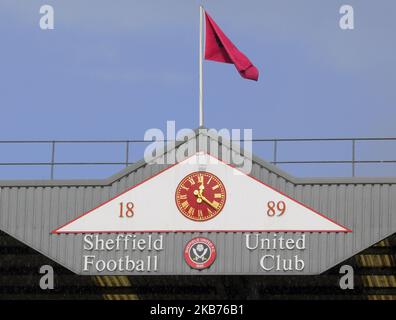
[{"xmin": 184, "ymin": 237, "xmax": 217, "ymax": 270}]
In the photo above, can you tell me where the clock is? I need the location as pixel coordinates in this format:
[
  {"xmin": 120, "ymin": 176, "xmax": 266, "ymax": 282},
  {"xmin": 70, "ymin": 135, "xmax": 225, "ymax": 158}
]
[{"xmin": 175, "ymin": 171, "xmax": 226, "ymax": 221}]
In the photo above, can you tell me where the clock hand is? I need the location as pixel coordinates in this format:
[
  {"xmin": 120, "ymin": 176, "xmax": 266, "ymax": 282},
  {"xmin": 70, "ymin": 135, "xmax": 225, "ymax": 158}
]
[
  {"xmin": 199, "ymin": 180, "xmax": 205, "ymax": 191},
  {"xmin": 198, "ymin": 181, "xmax": 205, "ymax": 198},
  {"xmin": 194, "ymin": 183, "xmax": 205, "ymax": 195},
  {"xmin": 200, "ymin": 194, "xmax": 219, "ymax": 210},
  {"xmin": 193, "ymin": 189, "xmax": 217, "ymax": 209},
  {"xmin": 193, "ymin": 189, "xmax": 203, "ymax": 203}
]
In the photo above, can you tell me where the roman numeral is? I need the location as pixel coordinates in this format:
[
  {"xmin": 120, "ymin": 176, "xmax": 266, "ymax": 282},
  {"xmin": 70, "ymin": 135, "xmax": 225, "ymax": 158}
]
[
  {"xmin": 212, "ymin": 184, "xmax": 219, "ymax": 190},
  {"xmin": 214, "ymin": 193, "xmax": 222, "ymax": 199}
]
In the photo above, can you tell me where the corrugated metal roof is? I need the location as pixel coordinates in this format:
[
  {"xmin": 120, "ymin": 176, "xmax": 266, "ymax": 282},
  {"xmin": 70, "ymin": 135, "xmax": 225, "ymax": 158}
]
[{"xmin": 0, "ymin": 130, "xmax": 395, "ymax": 275}]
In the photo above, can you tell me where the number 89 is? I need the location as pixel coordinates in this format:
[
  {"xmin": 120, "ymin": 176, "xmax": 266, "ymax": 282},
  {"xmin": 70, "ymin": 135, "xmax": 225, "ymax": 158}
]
[{"xmin": 267, "ymin": 200, "xmax": 286, "ymax": 217}]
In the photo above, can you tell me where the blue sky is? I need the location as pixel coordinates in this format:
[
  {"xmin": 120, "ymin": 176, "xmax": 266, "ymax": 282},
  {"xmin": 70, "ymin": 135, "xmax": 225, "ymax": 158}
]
[{"xmin": 0, "ymin": 0, "xmax": 396, "ymax": 179}]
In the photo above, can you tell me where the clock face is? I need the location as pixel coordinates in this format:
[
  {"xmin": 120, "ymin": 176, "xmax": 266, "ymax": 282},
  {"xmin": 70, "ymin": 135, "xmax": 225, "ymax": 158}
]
[{"xmin": 175, "ymin": 171, "xmax": 226, "ymax": 221}]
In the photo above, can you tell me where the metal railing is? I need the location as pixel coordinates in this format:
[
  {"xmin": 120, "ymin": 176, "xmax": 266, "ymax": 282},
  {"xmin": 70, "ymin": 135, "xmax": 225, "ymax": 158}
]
[
  {"xmin": 0, "ymin": 137, "xmax": 395, "ymax": 179},
  {"xmin": 260, "ymin": 137, "xmax": 396, "ymax": 177}
]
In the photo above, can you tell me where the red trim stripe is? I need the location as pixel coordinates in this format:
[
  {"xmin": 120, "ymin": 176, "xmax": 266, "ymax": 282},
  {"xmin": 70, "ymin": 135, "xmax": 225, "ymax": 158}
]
[{"xmin": 52, "ymin": 152, "xmax": 351, "ymax": 234}]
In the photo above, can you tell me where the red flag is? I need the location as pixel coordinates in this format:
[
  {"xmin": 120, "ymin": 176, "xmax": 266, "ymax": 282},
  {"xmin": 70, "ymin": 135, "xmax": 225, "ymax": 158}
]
[{"xmin": 204, "ymin": 12, "xmax": 259, "ymax": 81}]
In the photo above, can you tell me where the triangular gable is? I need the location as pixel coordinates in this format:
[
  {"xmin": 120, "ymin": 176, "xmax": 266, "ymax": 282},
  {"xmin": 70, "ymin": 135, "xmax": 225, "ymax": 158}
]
[{"xmin": 53, "ymin": 152, "xmax": 350, "ymax": 233}]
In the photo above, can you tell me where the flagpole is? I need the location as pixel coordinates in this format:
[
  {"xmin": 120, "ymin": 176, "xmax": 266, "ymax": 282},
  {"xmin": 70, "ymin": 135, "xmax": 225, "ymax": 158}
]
[{"xmin": 199, "ymin": 5, "xmax": 204, "ymax": 127}]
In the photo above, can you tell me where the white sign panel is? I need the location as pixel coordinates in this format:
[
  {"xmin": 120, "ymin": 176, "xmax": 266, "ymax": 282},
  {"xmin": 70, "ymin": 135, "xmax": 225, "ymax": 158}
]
[{"xmin": 53, "ymin": 153, "xmax": 351, "ymax": 233}]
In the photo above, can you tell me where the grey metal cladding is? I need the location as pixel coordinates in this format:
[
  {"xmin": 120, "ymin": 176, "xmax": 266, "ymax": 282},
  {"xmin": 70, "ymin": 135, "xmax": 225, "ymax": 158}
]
[{"xmin": 0, "ymin": 131, "xmax": 395, "ymax": 275}]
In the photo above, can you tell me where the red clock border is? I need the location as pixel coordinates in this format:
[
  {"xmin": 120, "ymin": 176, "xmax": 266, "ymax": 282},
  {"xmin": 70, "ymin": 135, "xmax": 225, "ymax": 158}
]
[{"xmin": 174, "ymin": 171, "xmax": 227, "ymax": 222}]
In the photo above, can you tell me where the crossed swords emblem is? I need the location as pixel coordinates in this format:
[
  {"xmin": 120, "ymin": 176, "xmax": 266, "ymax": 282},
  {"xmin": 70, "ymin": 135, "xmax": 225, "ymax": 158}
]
[{"xmin": 192, "ymin": 245, "xmax": 209, "ymax": 262}]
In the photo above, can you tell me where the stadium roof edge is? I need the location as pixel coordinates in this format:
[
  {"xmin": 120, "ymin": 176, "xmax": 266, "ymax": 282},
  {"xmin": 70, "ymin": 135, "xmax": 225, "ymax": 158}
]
[{"xmin": 1, "ymin": 128, "xmax": 396, "ymax": 187}]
